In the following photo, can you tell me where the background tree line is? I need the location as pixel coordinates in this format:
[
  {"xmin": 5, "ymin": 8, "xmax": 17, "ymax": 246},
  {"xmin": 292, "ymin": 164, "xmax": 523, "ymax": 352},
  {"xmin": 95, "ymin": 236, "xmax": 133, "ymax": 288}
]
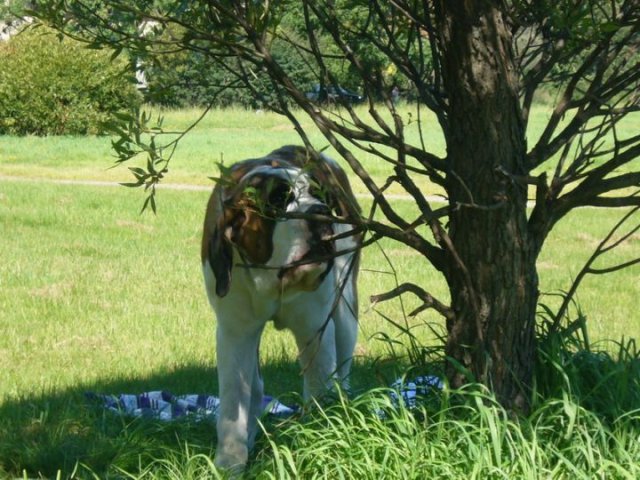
[
  {"xmin": 3, "ymin": 1, "xmax": 636, "ymax": 130},
  {"xmin": 0, "ymin": 0, "xmax": 431, "ymax": 136}
]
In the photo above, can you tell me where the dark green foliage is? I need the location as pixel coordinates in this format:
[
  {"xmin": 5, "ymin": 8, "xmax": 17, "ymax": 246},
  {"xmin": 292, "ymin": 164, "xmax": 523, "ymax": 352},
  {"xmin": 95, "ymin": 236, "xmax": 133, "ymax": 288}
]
[
  {"xmin": 141, "ymin": 4, "xmax": 376, "ymax": 109},
  {"xmin": 537, "ymin": 303, "xmax": 640, "ymax": 419},
  {"xmin": 0, "ymin": 27, "xmax": 141, "ymax": 135},
  {"xmin": 143, "ymin": 34, "xmax": 317, "ymax": 109},
  {"xmin": 0, "ymin": 0, "xmax": 30, "ymax": 23}
]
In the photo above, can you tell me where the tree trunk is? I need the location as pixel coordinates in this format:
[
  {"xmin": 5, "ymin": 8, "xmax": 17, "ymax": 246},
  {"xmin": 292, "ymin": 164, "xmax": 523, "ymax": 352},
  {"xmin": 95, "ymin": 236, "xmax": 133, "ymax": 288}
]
[{"xmin": 436, "ymin": 2, "xmax": 538, "ymax": 411}]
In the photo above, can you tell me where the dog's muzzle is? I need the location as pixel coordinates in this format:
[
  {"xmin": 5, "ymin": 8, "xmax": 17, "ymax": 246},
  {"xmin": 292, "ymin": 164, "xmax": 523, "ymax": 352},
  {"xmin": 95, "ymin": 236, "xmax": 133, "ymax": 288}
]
[
  {"xmin": 305, "ymin": 203, "xmax": 336, "ymax": 258},
  {"xmin": 277, "ymin": 203, "xmax": 335, "ymax": 288}
]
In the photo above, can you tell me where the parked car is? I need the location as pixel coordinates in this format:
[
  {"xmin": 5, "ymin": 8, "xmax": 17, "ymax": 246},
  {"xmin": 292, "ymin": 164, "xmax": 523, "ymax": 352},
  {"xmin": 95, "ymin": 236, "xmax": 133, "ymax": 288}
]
[{"xmin": 305, "ymin": 84, "xmax": 364, "ymax": 104}]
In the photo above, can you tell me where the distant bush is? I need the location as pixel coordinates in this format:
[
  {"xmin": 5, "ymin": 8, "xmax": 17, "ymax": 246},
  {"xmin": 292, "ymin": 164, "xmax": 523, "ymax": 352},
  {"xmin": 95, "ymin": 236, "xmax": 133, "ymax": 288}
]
[{"xmin": 0, "ymin": 27, "xmax": 142, "ymax": 135}]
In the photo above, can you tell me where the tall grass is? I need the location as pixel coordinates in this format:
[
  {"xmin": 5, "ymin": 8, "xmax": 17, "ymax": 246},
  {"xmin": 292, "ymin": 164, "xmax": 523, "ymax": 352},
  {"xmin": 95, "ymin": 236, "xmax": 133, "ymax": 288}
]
[
  {"xmin": 59, "ymin": 320, "xmax": 639, "ymax": 479},
  {"xmin": 240, "ymin": 309, "xmax": 640, "ymax": 480},
  {"xmin": 247, "ymin": 389, "xmax": 640, "ymax": 479}
]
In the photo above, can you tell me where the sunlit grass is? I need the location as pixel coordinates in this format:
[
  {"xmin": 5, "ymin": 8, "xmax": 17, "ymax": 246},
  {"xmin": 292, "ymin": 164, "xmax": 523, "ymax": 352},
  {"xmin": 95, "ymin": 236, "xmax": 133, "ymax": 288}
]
[
  {"xmin": 1, "ymin": 104, "xmax": 636, "ymax": 202},
  {"xmin": 1, "ymin": 180, "xmax": 637, "ymax": 401},
  {"xmin": 2, "ymin": 105, "xmax": 442, "ymax": 194}
]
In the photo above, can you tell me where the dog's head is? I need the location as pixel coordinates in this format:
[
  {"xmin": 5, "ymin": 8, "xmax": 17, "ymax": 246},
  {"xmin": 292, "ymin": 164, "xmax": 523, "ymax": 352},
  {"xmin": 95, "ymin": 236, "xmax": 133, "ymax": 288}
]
[{"xmin": 202, "ymin": 146, "xmax": 360, "ymax": 297}]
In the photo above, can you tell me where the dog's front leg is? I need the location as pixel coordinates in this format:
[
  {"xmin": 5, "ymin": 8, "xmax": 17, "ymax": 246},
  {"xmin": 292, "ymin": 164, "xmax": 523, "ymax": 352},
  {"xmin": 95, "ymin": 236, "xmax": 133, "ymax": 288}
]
[{"xmin": 214, "ymin": 324, "xmax": 264, "ymax": 471}]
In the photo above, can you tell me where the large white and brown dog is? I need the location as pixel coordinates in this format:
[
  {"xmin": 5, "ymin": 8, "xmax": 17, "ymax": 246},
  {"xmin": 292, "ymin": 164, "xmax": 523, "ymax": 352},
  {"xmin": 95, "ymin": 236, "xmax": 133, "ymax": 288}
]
[{"xmin": 201, "ymin": 145, "xmax": 361, "ymax": 470}]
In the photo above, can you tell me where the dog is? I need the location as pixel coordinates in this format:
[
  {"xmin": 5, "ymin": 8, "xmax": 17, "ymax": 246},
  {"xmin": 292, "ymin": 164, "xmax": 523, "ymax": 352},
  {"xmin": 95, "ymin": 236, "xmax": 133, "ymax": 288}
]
[{"xmin": 201, "ymin": 145, "xmax": 361, "ymax": 470}]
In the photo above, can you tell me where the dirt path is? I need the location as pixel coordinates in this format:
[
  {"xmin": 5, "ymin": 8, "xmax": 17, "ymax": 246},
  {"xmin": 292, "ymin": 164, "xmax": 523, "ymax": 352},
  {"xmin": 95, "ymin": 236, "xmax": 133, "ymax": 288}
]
[
  {"xmin": 0, "ymin": 174, "xmax": 448, "ymax": 203},
  {"xmin": 0, "ymin": 174, "xmax": 212, "ymax": 191}
]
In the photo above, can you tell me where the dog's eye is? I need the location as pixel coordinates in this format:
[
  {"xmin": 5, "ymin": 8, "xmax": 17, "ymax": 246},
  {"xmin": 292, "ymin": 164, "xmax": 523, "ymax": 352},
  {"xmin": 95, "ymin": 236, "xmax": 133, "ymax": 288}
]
[
  {"xmin": 309, "ymin": 183, "xmax": 341, "ymax": 216},
  {"xmin": 267, "ymin": 182, "xmax": 294, "ymax": 210},
  {"xmin": 309, "ymin": 182, "xmax": 332, "ymax": 206},
  {"xmin": 308, "ymin": 184, "xmax": 322, "ymax": 200}
]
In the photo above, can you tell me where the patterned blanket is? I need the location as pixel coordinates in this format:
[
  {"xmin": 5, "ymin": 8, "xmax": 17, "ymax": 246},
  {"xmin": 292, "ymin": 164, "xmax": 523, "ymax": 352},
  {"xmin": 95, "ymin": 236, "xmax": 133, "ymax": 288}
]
[{"xmin": 87, "ymin": 375, "xmax": 442, "ymax": 421}]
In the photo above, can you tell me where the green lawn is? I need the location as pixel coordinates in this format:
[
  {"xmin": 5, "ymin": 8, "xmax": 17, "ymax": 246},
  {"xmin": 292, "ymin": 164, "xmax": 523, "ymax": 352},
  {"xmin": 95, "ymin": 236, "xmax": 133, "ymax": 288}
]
[
  {"xmin": 1, "ymin": 104, "xmax": 637, "ymax": 196},
  {"xmin": 1, "ymin": 179, "xmax": 637, "ymax": 400},
  {"xmin": 0, "ymin": 106, "xmax": 638, "ymax": 478}
]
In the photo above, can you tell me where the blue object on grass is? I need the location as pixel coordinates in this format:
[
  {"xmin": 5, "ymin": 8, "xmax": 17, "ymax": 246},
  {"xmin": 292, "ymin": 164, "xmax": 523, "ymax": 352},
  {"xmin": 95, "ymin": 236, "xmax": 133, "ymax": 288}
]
[{"xmin": 86, "ymin": 375, "xmax": 443, "ymax": 421}]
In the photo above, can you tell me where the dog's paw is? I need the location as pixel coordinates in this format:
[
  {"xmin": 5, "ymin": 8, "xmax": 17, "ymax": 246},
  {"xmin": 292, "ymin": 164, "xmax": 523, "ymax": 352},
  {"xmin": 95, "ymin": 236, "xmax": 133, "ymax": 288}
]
[{"xmin": 214, "ymin": 442, "xmax": 249, "ymax": 475}]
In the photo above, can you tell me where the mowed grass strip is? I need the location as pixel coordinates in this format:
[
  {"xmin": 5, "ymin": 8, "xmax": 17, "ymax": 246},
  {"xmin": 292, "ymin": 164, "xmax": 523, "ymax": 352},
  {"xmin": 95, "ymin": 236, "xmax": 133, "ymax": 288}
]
[{"xmin": 0, "ymin": 105, "xmax": 445, "ymax": 195}]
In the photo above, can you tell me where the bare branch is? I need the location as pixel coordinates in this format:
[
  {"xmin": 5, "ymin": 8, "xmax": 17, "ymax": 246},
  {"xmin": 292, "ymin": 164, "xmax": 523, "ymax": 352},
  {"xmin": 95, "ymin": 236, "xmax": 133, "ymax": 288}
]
[
  {"xmin": 526, "ymin": 5, "xmax": 640, "ymax": 169},
  {"xmin": 370, "ymin": 282, "xmax": 454, "ymax": 320},
  {"xmin": 549, "ymin": 204, "xmax": 640, "ymax": 334}
]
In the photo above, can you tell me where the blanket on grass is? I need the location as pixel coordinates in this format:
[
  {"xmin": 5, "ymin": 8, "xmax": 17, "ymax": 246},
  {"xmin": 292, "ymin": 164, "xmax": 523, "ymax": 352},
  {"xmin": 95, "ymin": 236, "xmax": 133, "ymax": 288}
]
[{"xmin": 87, "ymin": 375, "xmax": 443, "ymax": 421}]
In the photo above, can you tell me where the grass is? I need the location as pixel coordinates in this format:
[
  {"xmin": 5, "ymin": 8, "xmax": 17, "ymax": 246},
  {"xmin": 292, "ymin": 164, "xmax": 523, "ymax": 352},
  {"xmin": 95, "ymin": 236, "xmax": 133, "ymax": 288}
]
[
  {"xmin": 247, "ymin": 382, "xmax": 640, "ymax": 479},
  {"xmin": 1, "ymin": 104, "xmax": 637, "ymax": 194},
  {"xmin": 0, "ymin": 105, "xmax": 639, "ymax": 478}
]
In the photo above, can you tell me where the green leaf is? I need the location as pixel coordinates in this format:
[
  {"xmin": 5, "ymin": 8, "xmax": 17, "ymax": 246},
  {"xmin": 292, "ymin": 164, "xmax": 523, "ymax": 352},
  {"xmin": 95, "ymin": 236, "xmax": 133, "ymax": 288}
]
[
  {"xmin": 109, "ymin": 46, "xmax": 124, "ymax": 62},
  {"xmin": 599, "ymin": 21, "xmax": 620, "ymax": 33},
  {"xmin": 128, "ymin": 167, "xmax": 148, "ymax": 177},
  {"xmin": 120, "ymin": 181, "xmax": 144, "ymax": 188}
]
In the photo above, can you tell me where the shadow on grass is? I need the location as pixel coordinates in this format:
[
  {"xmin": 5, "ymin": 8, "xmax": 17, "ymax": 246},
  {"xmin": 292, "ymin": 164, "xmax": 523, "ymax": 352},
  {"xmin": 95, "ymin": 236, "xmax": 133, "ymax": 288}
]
[
  {"xmin": 0, "ymin": 356, "xmax": 402, "ymax": 479},
  {"xmin": 3, "ymin": 339, "xmax": 640, "ymax": 478}
]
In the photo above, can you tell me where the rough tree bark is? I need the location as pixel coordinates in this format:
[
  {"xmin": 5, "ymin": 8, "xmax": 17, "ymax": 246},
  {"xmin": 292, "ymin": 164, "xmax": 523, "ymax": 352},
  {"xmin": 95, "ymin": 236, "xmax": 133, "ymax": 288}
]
[{"xmin": 436, "ymin": 1, "xmax": 537, "ymax": 411}]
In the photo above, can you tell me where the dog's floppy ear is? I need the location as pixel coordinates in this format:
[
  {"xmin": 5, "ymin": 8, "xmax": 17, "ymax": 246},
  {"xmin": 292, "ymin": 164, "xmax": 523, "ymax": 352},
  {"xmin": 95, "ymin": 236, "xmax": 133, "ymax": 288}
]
[
  {"xmin": 209, "ymin": 219, "xmax": 233, "ymax": 297},
  {"xmin": 202, "ymin": 187, "xmax": 235, "ymax": 297}
]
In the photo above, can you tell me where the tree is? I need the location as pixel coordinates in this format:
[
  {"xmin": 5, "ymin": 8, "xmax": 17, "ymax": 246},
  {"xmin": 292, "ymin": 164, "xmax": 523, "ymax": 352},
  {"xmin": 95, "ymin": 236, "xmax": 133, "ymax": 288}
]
[
  {"xmin": 0, "ymin": 25, "xmax": 141, "ymax": 135},
  {"xmin": 32, "ymin": 0, "xmax": 640, "ymax": 411}
]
